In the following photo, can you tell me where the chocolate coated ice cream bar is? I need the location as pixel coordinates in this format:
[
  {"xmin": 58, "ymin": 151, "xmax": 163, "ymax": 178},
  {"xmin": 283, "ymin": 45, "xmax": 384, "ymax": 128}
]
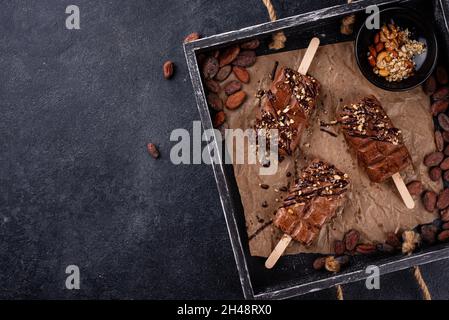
[
  {"xmin": 255, "ymin": 67, "xmax": 320, "ymax": 156},
  {"xmin": 273, "ymin": 160, "xmax": 349, "ymax": 246},
  {"xmin": 338, "ymin": 96, "xmax": 411, "ymax": 183}
]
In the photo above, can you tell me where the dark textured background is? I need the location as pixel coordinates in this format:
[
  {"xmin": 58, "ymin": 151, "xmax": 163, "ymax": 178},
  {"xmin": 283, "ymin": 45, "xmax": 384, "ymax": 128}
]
[{"xmin": 1, "ymin": 0, "xmax": 449, "ymax": 299}]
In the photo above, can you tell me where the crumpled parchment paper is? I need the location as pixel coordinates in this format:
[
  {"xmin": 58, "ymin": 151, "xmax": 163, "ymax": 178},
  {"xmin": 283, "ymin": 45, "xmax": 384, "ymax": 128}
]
[{"xmin": 221, "ymin": 41, "xmax": 441, "ymax": 257}]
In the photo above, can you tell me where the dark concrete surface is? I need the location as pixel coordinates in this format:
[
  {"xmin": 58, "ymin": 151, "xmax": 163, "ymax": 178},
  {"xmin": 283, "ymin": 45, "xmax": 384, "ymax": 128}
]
[{"xmin": 0, "ymin": 0, "xmax": 448, "ymax": 299}]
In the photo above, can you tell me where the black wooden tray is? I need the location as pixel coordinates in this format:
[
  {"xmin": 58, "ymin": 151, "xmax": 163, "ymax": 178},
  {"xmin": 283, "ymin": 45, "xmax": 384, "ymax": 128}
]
[{"xmin": 184, "ymin": 0, "xmax": 449, "ymax": 300}]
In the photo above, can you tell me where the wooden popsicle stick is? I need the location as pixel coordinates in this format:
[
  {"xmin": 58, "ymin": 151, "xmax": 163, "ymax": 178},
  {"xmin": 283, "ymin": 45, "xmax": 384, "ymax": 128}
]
[
  {"xmin": 392, "ymin": 172, "xmax": 415, "ymax": 209},
  {"xmin": 297, "ymin": 37, "xmax": 320, "ymax": 75},
  {"xmin": 265, "ymin": 38, "xmax": 321, "ymax": 269},
  {"xmin": 265, "ymin": 234, "xmax": 292, "ymax": 269}
]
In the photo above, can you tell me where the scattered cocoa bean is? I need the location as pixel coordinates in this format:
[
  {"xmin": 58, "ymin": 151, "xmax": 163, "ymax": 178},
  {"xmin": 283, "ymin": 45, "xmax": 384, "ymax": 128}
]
[
  {"xmin": 240, "ymin": 39, "xmax": 260, "ymax": 50},
  {"xmin": 436, "ymin": 66, "xmax": 449, "ymax": 85},
  {"xmin": 433, "ymin": 86, "xmax": 449, "ymax": 100},
  {"xmin": 443, "ymin": 222, "xmax": 449, "ymax": 230},
  {"xmin": 261, "ymin": 201, "xmax": 268, "ymax": 208},
  {"xmin": 232, "ymin": 66, "xmax": 250, "ymax": 83},
  {"xmin": 207, "ymin": 93, "xmax": 223, "ymax": 111},
  {"xmin": 406, "ymin": 181, "xmax": 423, "ymax": 197},
  {"xmin": 184, "ymin": 32, "xmax": 200, "ymax": 43},
  {"xmin": 343, "ymin": 229, "xmax": 360, "ymax": 251},
  {"xmin": 424, "ymin": 152, "xmax": 444, "ymax": 167},
  {"xmin": 444, "ymin": 171, "xmax": 449, "ymax": 183},
  {"xmin": 429, "ymin": 167, "xmax": 442, "ymax": 181},
  {"xmin": 225, "ymin": 91, "xmax": 246, "ymax": 110},
  {"xmin": 423, "ymin": 75, "xmax": 437, "ymax": 95},
  {"xmin": 219, "ymin": 46, "xmax": 240, "ymax": 67},
  {"xmin": 420, "ymin": 224, "xmax": 437, "ymax": 244},
  {"xmin": 212, "ymin": 111, "xmax": 225, "ymax": 128},
  {"xmin": 232, "ymin": 50, "xmax": 256, "ymax": 67},
  {"xmin": 334, "ymin": 240, "xmax": 346, "ymax": 256},
  {"xmin": 224, "ymin": 80, "xmax": 242, "ymax": 96},
  {"xmin": 335, "ymin": 255, "xmax": 350, "ymax": 266},
  {"xmin": 441, "ymin": 208, "xmax": 449, "ymax": 222},
  {"xmin": 147, "ymin": 143, "xmax": 160, "ymax": 159},
  {"xmin": 260, "ymin": 184, "xmax": 269, "ymax": 189},
  {"xmin": 279, "ymin": 186, "xmax": 288, "ymax": 192},
  {"xmin": 441, "ymin": 157, "xmax": 449, "ymax": 170},
  {"xmin": 430, "ymin": 100, "xmax": 449, "ymax": 116},
  {"xmin": 205, "ymin": 79, "xmax": 220, "ymax": 93},
  {"xmin": 437, "ymin": 188, "xmax": 449, "ymax": 209},
  {"xmin": 435, "ymin": 130, "xmax": 444, "ymax": 152},
  {"xmin": 377, "ymin": 243, "xmax": 395, "ymax": 253},
  {"xmin": 385, "ymin": 232, "xmax": 402, "ymax": 248},
  {"xmin": 423, "ymin": 190, "xmax": 437, "ymax": 212},
  {"xmin": 163, "ymin": 60, "xmax": 174, "ymax": 79},
  {"xmin": 355, "ymin": 244, "xmax": 377, "ymax": 255},
  {"xmin": 215, "ymin": 65, "xmax": 232, "ymax": 82},
  {"xmin": 443, "ymin": 131, "xmax": 449, "ymax": 143},
  {"xmin": 202, "ymin": 56, "xmax": 219, "ymax": 79},
  {"xmin": 313, "ymin": 257, "xmax": 326, "ymax": 270},
  {"xmin": 438, "ymin": 230, "xmax": 449, "ymax": 242},
  {"xmin": 438, "ymin": 113, "xmax": 449, "ymax": 131}
]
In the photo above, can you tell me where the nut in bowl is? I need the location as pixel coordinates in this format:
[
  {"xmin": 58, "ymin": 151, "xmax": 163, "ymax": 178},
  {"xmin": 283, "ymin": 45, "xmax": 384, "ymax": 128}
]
[{"xmin": 355, "ymin": 7, "xmax": 438, "ymax": 91}]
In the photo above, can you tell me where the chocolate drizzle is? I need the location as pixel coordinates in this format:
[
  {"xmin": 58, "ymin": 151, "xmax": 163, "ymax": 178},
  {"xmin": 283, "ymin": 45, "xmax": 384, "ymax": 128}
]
[
  {"xmin": 254, "ymin": 67, "xmax": 320, "ymax": 155},
  {"xmin": 339, "ymin": 96, "xmax": 402, "ymax": 145}
]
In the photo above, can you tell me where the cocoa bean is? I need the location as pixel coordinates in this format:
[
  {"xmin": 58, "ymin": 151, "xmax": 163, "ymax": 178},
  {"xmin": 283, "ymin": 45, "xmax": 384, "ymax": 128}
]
[
  {"xmin": 343, "ymin": 229, "xmax": 360, "ymax": 251},
  {"xmin": 355, "ymin": 244, "xmax": 377, "ymax": 255},
  {"xmin": 213, "ymin": 111, "xmax": 225, "ymax": 128},
  {"xmin": 437, "ymin": 188, "xmax": 449, "ymax": 209},
  {"xmin": 443, "ymin": 131, "xmax": 449, "ymax": 143},
  {"xmin": 406, "ymin": 180, "xmax": 423, "ymax": 197},
  {"xmin": 444, "ymin": 171, "xmax": 449, "ymax": 183},
  {"xmin": 435, "ymin": 130, "xmax": 444, "ymax": 152},
  {"xmin": 430, "ymin": 100, "xmax": 449, "ymax": 116},
  {"xmin": 424, "ymin": 152, "xmax": 444, "ymax": 167},
  {"xmin": 313, "ymin": 257, "xmax": 326, "ymax": 270},
  {"xmin": 334, "ymin": 240, "xmax": 345, "ymax": 256},
  {"xmin": 423, "ymin": 190, "xmax": 437, "ymax": 212},
  {"xmin": 147, "ymin": 143, "xmax": 160, "ymax": 159},
  {"xmin": 433, "ymin": 86, "xmax": 449, "ymax": 100},
  {"xmin": 438, "ymin": 113, "xmax": 449, "ymax": 131},
  {"xmin": 207, "ymin": 93, "xmax": 223, "ymax": 111},
  {"xmin": 385, "ymin": 232, "xmax": 402, "ymax": 248},
  {"xmin": 444, "ymin": 145, "xmax": 449, "ymax": 156},
  {"xmin": 163, "ymin": 60, "xmax": 174, "ymax": 79},
  {"xmin": 225, "ymin": 91, "xmax": 246, "ymax": 109},
  {"xmin": 202, "ymin": 56, "xmax": 219, "ymax": 79},
  {"xmin": 205, "ymin": 79, "xmax": 220, "ymax": 93},
  {"xmin": 260, "ymin": 184, "xmax": 269, "ymax": 189},
  {"xmin": 184, "ymin": 32, "xmax": 200, "ymax": 43},
  {"xmin": 429, "ymin": 167, "xmax": 442, "ymax": 181},
  {"xmin": 420, "ymin": 224, "xmax": 437, "ymax": 244},
  {"xmin": 232, "ymin": 50, "xmax": 256, "ymax": 67},
  {"xmin": 215, "ymin": 65, "xmax": 232, "ymax": 82},
  {"xmin": 437, "ymin": 230, "xmax": 449, "ymax": 242},
  {"xmin": 436, "ymin": 66, "xmax": 449, "ymax": 85},
  {"xmin": 423, "ymin": 75, "xmax": 437, "ymax": 95},
  {"xmin": 240, "ymin": 39, "xmax": 260, "ymax": 50},
  {"xmin": 232, "ymin": 66, "xmax": 250, "ymax": 83},
  {"xmin": 441, "ymin": 208, "xmax": 449, "ymax": 222},
  {"xmin": 224, "ymin": 80, "xmax": 242, "ymax": 96},
  {"xmin": 443, "ymin": 222, "xmax": 449, "ymax": 230},
  {"xmin": 441, "ymin": 157, "xmax": 449, "ymax": 170},
  {"xmin": 377, "ymin": 243, "xmax": 395, "ymax": 253},
  {"xmin": 219, "ymin": 46, "xmax": 240, "ymax": 67}
]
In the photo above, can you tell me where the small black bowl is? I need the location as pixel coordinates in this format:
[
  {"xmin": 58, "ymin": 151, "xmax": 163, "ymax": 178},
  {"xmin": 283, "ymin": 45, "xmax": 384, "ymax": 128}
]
[{"xmin": 355, "ymin": 7, "xmax": 438, "ymax": 91}]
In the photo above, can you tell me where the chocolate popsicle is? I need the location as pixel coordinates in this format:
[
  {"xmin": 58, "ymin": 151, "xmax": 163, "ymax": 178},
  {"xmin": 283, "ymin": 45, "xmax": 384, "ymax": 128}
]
[
  {"xmin": 338, "ymin": 96, "xmax": 412, "ymax": 183},
  {"xmin": 255, "ymin": 67, "xmax": 320, "ymax": 156},
  {"xmin": 273, "ymin": 160, "xmax": 350, "ymax": 246}
]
